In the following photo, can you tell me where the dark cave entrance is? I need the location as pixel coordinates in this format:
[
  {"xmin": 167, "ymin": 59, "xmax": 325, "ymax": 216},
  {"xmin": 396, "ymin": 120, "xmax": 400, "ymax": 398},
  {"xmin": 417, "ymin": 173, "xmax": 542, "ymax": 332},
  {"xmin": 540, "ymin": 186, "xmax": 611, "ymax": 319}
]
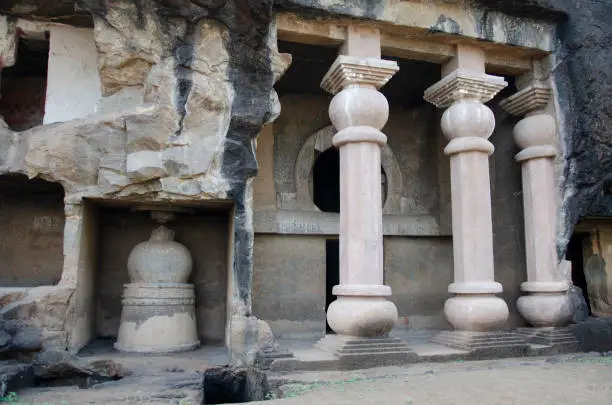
[
  {"xmin": 325, "ymin": 239, "xmax": 340, "ymax": 333},
  {"xmin": 566, "ymin": 232, "xmax": 592, "ymax": 316}
]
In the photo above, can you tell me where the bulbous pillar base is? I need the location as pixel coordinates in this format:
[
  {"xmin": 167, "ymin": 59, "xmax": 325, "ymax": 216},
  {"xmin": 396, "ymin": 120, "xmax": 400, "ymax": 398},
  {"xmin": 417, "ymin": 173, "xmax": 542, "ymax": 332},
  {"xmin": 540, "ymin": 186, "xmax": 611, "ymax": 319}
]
[
  {"xmin": 327, "ymin": 295, "xmax": 398, "ymax": 337},
  {"xmin": 517, "ymin": 292, "xmax": 573, "ymax": 327},
  {"xmin": 444, "ymin": 294, "xmax": 509, "ymax": 331},
  {"xmin": 115, "ymin": 283, "xmax": 200, "ymax": 353}
]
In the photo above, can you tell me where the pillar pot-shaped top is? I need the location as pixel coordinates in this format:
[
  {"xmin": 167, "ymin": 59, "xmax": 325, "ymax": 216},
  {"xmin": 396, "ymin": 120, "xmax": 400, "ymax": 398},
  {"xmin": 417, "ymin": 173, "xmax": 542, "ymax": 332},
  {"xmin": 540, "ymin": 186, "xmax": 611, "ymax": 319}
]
[{"xmin": 127, "ymin": 225, "xmax": 193, "ymax": 283}]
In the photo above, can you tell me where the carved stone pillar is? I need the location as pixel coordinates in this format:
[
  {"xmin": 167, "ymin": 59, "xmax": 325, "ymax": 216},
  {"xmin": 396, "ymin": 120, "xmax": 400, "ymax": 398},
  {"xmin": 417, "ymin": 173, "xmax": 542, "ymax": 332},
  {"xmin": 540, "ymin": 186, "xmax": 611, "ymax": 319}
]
[
  {"xmin": 314, "ymin": 28, "xmax": 415, "ymax": 365},
  {"xmin": 500, "ymin": 82, "xmax": 573, "ymax": 329},
  {"xmin": 321, "ymin": 54, "xmax": 399, "ymax": 337},
  {"xmin": 424, "ymin": 64, "xmax": 509, "ymax": 332},
  {"xmin": 115, "ymin": 210, "xmax": 199, "ymax": 353}
]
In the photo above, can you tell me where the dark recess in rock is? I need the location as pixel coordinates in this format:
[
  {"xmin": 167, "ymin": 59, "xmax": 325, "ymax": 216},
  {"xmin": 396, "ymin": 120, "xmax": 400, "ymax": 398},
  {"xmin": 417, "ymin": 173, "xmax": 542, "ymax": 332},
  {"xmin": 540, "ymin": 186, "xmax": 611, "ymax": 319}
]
[
  {"xmin": 0, "ymin": 361, "xmax": 34, "ymax": 398},
  {"xmin": 474, "ymin": 0, "xmax": 567, "ymax": 20},
  {"xmin": 1, "ymin": 0, "xmax": 93, "ymax": 27},
  {"xmin": 203, "ymin": 366, "xmax": 270, "ymax": 403},
  {"xmin": 273, "ymin": 0, "xmax": 383, "ymax": 20}
]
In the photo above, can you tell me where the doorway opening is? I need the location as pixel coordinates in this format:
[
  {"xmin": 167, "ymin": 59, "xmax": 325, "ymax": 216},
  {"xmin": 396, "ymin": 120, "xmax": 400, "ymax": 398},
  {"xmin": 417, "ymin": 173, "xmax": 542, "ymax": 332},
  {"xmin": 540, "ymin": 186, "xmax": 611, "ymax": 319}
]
[
  {"xmin": 325, "ymin": 239, "xmax": 340, "ymax": 333},
  {"xmin": 566, "ymin": 232, "xmax": 592, "ymax": 315}
]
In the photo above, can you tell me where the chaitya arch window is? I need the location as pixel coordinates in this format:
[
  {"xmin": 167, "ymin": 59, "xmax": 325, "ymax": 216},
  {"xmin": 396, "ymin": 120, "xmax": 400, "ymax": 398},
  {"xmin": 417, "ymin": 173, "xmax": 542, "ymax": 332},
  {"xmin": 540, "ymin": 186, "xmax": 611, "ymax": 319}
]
[{"xmin": 292, "ymin": 125, "xmax": 401, "ymax": 214}]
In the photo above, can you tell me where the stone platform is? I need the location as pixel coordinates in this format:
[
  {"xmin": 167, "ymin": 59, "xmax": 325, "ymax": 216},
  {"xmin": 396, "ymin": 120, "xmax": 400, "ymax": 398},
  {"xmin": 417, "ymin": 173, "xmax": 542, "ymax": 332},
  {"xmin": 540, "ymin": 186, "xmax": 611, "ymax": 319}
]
[
  {"xmin": 269, "ymin": 334, "xmax": 417, "ymax": 371},
  {"xmin": 431, "ymin": 331, "xmax": 530, "ymax": 358},
  {"xmin": 316, "ymin": 335, "xmax": 418, "ymax": 368},
  {"xmin": 267, "ymin": 327, "xmax": 586, "ymax": 371},
  {"xmin": 516, "ymin": 327, "xmax": 579, "ymax": 354}
]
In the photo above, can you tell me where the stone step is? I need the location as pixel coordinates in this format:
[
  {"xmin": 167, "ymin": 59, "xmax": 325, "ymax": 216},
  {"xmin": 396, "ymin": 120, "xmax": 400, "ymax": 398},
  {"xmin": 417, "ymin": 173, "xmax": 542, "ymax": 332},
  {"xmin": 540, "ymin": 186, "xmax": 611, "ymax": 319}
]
[
  {"xmin": 334, "ymin": 342, "xmax": 409, "ymax": 350},
  {"xmin": 432, "ymin": 339, "xmax": 528, "ymax": 347},
  {"xmin": 432, "ymin": 331, "xmax": 530, "ymax": 355},
  {"xmin": 336, "ymin": 347, "xmax": 413, "ymax": 354}
]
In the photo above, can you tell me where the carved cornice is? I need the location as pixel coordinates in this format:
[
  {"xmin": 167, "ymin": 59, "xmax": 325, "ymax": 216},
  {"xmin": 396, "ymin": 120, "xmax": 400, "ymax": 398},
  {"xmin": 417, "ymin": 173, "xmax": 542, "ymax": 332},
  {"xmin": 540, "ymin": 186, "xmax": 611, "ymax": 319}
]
[
  {"xmin": 321, "ymin": 55, "xmax": 399, "ymax": 95},
  {"xmin": 499, "ymin": 82, "xmax": 551, "ymax": 116},
  {"xmin": 424, "ymin": 68, "xmax": 507, "ymax": 108}
]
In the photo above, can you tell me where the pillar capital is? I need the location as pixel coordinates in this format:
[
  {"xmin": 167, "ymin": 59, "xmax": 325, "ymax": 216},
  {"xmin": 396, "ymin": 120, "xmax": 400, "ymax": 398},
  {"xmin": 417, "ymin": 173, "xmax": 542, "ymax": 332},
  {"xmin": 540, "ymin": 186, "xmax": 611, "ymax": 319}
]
[
  {"xmin": 499, "ymin": 81, "xmax": 551, "ymax": 117},
  {"xmin": 320, "ymin": 55, "xmax": 399, "ymax": 95},
  {"xmin": 501, "ymin": 82, "xmax": 557, "ymax": 161},
  {"xmin": 424, "ymin": 69, "xmax": 507, "ymax": 108}
]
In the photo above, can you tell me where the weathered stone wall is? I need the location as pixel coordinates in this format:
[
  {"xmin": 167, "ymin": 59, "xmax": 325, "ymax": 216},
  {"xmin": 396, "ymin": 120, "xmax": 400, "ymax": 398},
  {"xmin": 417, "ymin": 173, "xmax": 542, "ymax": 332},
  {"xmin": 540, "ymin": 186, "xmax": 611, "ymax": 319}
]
[
  {"xmin": 96, "ymin": 209, "xmax": 230, "ymax": 343},
  {"xmin": 274, "ymin": 0, "xmax": 556, "ymax": 51},
  {"xmin": 384, "ymin": 236, "xmax": 453, "ymax": 330},
  {"xmin": 0, "ymin": 176, "xmax": 64, "ymax": 287},
  {"xmin": 43, "ymin": 25, "xmax": 101, "ymax": 124},
  {"xmin": 252, "ymin": 234, "xmax": 326, "ymax": 338}
]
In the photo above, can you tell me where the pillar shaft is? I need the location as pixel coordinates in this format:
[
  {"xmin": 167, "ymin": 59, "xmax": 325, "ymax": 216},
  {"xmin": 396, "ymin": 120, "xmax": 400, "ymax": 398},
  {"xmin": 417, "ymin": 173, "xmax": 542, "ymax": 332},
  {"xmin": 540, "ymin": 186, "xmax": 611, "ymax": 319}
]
[
  {"xmin": 424, "ymin": 59, "xmax": 509, "ymax": 331},
  {"xmin": 449, "ymin": 150, "xmax": 495, "ymax": 286},
  {"xmin": 521, "ymin": 156, "xmax": 557, "ymax": 283},
  {"xmin": 339, "ymin": 140, "xmax": 384, "ymax": 285}
]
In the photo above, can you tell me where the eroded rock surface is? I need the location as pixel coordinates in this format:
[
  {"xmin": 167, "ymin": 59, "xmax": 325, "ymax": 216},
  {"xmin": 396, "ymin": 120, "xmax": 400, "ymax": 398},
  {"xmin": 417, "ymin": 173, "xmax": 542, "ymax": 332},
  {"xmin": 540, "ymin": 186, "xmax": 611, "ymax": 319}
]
[{"xmin": 0, "ymin": 0, "xmax": 291, "ymax": 359}]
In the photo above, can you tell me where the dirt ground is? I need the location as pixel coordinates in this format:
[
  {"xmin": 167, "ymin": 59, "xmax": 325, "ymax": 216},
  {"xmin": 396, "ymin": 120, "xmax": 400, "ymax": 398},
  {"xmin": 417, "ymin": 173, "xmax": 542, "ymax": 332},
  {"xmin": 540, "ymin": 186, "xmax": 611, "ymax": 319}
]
[{"xmin": 11, "ymin": 353, "xmax": 612, "ymax": 405}]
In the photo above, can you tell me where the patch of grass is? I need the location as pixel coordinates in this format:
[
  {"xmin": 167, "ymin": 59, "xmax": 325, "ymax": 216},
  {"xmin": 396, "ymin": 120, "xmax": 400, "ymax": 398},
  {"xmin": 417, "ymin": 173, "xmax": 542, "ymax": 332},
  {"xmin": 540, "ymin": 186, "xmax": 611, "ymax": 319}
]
[
  {"xmin": 279, "ymin": 376, "xmax": 382, "ymax": 398},
  {"xmin": 576, "ymin": 357, "xmax": 612, "ymax": 365},
  {"xmin": 0, "ymin": 393, "xmax": 71, "ymax": 405},
  {"xmin": 0, "ymin": 393, "xmax": 19, "ymax": 403}
]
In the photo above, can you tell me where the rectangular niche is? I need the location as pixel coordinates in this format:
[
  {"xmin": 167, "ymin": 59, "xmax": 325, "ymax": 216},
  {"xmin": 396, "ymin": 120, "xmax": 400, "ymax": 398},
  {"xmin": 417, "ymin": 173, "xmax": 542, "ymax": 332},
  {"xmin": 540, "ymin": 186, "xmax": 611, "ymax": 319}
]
[
  {"xmin": 0, "ymin": 37, "xmax": 49, "ymax": 131},
  {"xmin": 94, "ymin": 201, "xmax": 232, "ymax": 344},
  {"xmin": 0, "ymin": 175, "xmax": 65, "ymax": 287}
]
